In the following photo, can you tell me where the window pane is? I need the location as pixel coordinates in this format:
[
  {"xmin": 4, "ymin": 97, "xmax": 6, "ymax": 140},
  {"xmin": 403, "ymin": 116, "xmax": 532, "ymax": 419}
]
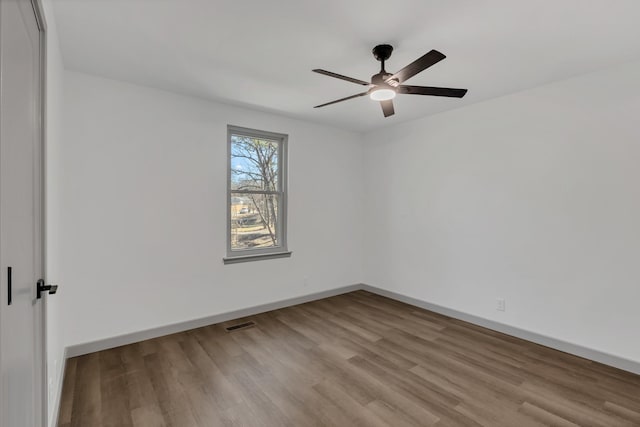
[
  {"xmin": 230, "ymin": 192, "xmax": 280, "ymax": 251},
  {"xmin": 230, "ymin": 134, "xmax": 279, "ymax": 192}
]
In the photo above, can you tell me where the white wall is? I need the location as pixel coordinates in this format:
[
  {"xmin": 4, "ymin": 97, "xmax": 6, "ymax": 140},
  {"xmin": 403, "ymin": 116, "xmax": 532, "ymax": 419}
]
[
  {"xmin": 40, "ymin": 0, "xmax": 65, "ymax": 424},
  {"xmin": 363, "ymin": 60, "xmax": 640, "ymax": 363},
  {"xmin": 47, "ymin": 70, "xmax": 364, "ymax": 418}
]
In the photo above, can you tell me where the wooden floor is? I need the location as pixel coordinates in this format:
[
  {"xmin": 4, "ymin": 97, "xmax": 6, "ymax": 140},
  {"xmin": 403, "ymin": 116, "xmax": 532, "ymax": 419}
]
[{"xmin": 58, "ymin": 291, "xmax": 640, "ymax": 426}]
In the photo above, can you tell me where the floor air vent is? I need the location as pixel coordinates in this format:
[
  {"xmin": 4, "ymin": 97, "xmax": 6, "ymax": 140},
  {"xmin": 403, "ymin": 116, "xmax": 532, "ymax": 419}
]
[{"xmin": 225, "ymin": 321, "xmax": 256, "ymax": 332}]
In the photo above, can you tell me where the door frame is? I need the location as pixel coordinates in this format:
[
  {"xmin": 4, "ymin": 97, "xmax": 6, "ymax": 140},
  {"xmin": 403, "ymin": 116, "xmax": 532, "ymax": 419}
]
[{"xmin": 31, "ymin": 0, "xmax": 48, "ymax": 424}]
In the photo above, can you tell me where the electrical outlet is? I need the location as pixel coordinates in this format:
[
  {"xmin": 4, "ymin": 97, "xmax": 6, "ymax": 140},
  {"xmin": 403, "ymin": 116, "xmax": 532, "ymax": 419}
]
[
  {"xmin": 303, "ymin": 276, "xmax": 309, "ymax": 287},
  {"xmin": 497, "ymin": 298, "xmax": 506, "ymax": 312}
]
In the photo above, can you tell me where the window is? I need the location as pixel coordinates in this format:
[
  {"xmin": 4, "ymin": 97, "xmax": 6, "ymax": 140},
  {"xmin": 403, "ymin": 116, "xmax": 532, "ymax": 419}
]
[{"xmin": 224, "ymin": 125, "xmax": 290, "ymax": 263}]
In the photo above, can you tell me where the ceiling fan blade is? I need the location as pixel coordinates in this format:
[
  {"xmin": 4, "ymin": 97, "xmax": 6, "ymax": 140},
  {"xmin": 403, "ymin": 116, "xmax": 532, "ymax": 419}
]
[
  {"xmin": 314, "ymin": 91, "xmax": 369, "ymax": 108},
  {"xmin": 386, "ymin": 50, "xmax": 446, "ymax": 85},
  {"xmin": 312, "ymin": 69, "xmax": 370, "ymax": 86},
  {"xmin": 380, "ymin": 100, "xmax": 395, "ymax": 117},
  {"xmin": 397, "ymin": 85, "xmax": 468, "ymax": 98}
]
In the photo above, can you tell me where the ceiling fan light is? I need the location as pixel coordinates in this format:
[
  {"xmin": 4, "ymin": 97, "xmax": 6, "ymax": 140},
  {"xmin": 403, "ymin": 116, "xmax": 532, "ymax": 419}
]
[{"xmin": 370, "ymin": 88, "xmax": 396, "ymax": 101}]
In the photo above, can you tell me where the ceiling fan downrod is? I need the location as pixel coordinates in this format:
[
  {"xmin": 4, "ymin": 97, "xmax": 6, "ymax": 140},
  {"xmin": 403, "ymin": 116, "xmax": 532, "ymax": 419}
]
[{"xmin": 372, "ymin": 44, "xmax": 393, "ymax": 73}]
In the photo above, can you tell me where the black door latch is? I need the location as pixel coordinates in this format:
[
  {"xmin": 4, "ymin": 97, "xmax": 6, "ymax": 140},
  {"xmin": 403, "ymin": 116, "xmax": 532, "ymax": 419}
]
[{"xmin": 36, "ymin": 279, "xmax": 58, "ymax": 299}]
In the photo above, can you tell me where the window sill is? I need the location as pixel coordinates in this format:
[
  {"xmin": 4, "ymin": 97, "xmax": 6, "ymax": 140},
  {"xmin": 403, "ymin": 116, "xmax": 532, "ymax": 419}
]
[{"xmin": 223, "ymin": 251, "xmax": 292, "ymax": 265}]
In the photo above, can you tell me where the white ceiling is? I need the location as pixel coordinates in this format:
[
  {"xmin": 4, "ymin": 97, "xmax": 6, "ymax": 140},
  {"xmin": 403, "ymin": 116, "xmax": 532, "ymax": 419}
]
[{"xmin": 52, "ymin": 0, "xmax": 640, "ymax": 132}]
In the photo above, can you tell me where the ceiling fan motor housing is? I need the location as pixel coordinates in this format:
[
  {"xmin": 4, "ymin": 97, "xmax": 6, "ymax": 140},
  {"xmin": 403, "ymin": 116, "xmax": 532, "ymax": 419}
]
[{"xmin": 371, "ymin": 72, "xmax": 394, "ymax": 86}]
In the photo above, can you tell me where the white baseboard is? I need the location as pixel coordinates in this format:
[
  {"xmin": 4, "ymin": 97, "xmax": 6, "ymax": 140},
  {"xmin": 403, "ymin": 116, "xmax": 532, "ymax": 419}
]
[
  {"xmin": 65, "ymin": 284, "xmax": 362, "ymax": 358},
  {"xmin": 53, "ymin": 282, "xmax": 640, "ymax": 425},
  {"xmin": 361, "ymin": 284, "xmax": 640, "ymax": 376}
]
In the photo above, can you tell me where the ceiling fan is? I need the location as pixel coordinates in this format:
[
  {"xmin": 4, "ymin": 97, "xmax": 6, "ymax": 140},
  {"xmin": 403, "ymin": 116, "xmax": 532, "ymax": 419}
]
[{"xmin": 313, "ymin": 44, "xmax": 468, "ymax": 117}]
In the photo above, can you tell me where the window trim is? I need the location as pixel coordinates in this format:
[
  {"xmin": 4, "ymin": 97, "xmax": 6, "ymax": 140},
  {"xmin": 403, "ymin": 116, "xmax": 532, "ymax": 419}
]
[{"xmin": 224, "ymin": 125, "xmax": 289, "ymax": 263}]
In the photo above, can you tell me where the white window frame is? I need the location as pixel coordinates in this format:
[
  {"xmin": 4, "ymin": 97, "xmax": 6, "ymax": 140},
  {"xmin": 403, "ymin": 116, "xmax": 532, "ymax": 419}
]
[{"xmin": 224, "ymin": 125, "xmax": 290, "ymax": 264}]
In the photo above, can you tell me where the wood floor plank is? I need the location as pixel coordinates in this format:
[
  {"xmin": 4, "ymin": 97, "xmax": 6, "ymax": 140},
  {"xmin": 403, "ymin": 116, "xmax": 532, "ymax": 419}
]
[
  {"xmin": 99, "ymin": 348, "xmax": 134, "ymax": 427},
  {"xmin": 603, "ymin": 401, "xmax": 640, "ymax": 424},
  {"xmin": 120, "ymin": 344, "xmax": 161, "ymax": 411},
  {"xmin": 69, "ymin": 352, "xmax": 102, "ymax": 427},
  {"xmin": 57, "ymin": 357, "xmax": 77, "ymax": 426},
  {"xmin": 58, "ymin": 291, "xmax": 640, "ymax": 426},
  {"xmin": 519, "ymin": 401, "xmax": 581, "ymax": 427},
  {"xmin": 312, "ymin": 379, "xmax": 390, "ymax": 427},
  {"xmin": 130, "ymin": 404, "xmax": 166, "ymax": 427}
]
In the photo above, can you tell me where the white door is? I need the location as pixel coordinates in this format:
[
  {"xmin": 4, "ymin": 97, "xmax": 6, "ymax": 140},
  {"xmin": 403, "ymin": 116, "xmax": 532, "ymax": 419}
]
[{"xmin": 0, "ymin": 0, "xmax": 47, "ymax": 426}]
